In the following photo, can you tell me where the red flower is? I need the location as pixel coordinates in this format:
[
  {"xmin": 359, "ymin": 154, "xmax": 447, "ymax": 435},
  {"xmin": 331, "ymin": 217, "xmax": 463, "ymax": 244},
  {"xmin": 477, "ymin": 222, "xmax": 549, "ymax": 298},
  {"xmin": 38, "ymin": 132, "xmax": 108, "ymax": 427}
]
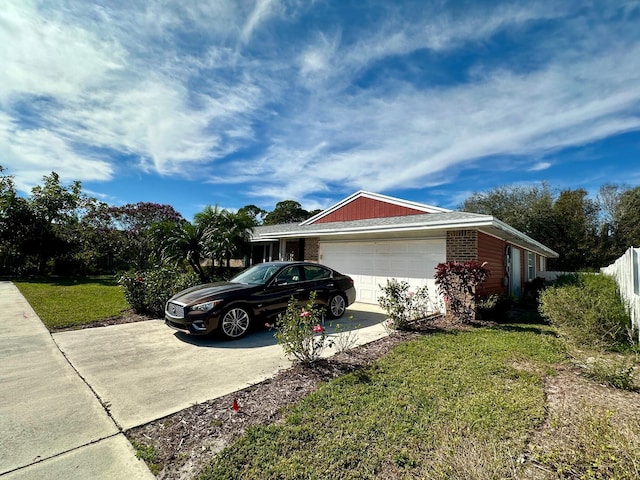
[
  {"xmin": 300, "ymin": 310, "xmax": 311, "ymax": 318},
  {"xmin": 313, "ymin": 325, "xmax": 324, "ymax": 333},
  {"xmin": 232, "ymin": 397, "xmax": 240, "ymax": 412},
  {"xmin": 264, "ymin": 322, "xmax": 272, "ymax": 328},
  {"xmin": 136, "ymin": 277, "xmax": 144, "ymax": 283}
]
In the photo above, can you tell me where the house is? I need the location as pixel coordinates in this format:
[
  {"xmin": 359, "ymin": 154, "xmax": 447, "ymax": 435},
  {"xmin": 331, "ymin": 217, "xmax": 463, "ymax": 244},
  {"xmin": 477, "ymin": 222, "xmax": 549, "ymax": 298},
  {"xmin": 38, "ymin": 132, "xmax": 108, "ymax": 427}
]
[{"xmin": 250, "ymin": 191, "xmax": 558, "ymax": 305}]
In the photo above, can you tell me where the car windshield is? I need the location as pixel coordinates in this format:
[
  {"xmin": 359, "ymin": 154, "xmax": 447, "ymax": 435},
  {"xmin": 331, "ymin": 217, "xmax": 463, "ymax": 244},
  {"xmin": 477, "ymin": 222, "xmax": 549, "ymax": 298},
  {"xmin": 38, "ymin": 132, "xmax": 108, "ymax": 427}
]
[{"xmin": 231, "ymin": 264, "xmax": 281, "ymax": 285}]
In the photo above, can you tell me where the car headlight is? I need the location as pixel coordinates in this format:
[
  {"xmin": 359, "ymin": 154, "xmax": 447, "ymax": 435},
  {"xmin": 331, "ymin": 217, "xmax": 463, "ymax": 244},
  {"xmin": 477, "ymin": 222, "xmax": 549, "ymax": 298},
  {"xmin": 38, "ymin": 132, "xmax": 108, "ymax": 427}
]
[{"xmin": 191, "ymin": 300, "xmax": 223, "ymax": 312}]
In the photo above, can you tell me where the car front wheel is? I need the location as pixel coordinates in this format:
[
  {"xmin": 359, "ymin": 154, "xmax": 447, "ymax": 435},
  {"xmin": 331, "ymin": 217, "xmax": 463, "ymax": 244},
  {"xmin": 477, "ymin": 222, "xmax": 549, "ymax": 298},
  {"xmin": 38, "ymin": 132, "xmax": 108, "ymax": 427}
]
[
  {"xmin": 327, "ymin": 294, "xmax": 346, "ymax": 319},
  {"xmin": 219, "ymin": 306, "xmax": 252, "ymax": 340}
]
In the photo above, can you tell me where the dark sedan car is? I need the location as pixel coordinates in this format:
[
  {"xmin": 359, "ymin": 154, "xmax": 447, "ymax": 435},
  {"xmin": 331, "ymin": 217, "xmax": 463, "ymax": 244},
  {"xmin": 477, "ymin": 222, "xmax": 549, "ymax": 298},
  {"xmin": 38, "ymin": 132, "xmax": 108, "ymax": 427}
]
[{"xmin": 165, "ymin": 261, "xmax": 356, "ymax": 339}]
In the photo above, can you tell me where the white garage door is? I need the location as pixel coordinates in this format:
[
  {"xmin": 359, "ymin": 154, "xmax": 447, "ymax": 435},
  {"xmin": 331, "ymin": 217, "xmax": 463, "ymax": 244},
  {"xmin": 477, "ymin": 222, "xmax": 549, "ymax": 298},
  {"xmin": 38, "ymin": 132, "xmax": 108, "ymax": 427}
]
[{"xmin": 319, "ymin": 238, "xmax": 445, "ymax": 305}]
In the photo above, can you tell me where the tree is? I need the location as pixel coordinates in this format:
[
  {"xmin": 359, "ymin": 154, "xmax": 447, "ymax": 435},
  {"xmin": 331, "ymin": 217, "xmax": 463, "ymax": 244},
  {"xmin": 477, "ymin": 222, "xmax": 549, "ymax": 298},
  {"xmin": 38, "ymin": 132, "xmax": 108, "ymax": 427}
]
[
  {"xmin": 194, "ymin": 205, "xmax": 256, "ymax": 275},
  {"xmin": 462, "ymin": 184, "xmax": 603, "ymax": 271},
  {"xmin": 263, "ymin": 200, "xmax": 312, "ymax": 225},
  {"xmin": 27, "ymin": 172, "xmax": 88, "ymax": 274},
  {"xmin": 162, "ymin": 221, "xmax": 209, "ymax": 283},
  {"xmin": 237, "ymin": 204, "xmax": 267, "ymax": 225},
  {"xmin": 0, "ymin": 166, "xmax": 41, "ymax": 274},
  {"xmin": 461, "ymin": 183, "xmax": 557, "ymax": 256},
  {"xmin": 90, "ymin": 202, "xmax": 184, "ymax": 270},
  {"xmin": 549, "ymin": 189, "xmax": 599, "ymax": 270},
  {"xmin": 613, "ymin": 186, "xmax": 640, "ymax": 252}
]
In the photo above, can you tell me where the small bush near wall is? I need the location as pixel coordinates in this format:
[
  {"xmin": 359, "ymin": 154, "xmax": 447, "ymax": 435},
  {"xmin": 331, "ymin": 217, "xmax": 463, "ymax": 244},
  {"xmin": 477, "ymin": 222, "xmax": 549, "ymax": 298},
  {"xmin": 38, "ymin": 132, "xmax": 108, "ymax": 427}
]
[
  {"xmin": 120, "ymin": 267, "xmax": 200, "ymax": 317},
  {"xmin": 539, "ymin": 273, "xmax": 632, "ymax": 350}
]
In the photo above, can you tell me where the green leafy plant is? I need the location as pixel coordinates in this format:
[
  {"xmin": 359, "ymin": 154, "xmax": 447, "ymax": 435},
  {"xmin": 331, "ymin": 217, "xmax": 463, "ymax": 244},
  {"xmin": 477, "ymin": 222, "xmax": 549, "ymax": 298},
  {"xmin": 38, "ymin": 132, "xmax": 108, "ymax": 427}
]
[
  {"xmin": 119, "ymin": 266, "xmax": 199, "ymax": 316},
  {"xmin": 131, "ymin": 440, "xmax": 162, "ymax": 476},
  {"xmin": 377, "ymin": 279, "xmax": 434, "ymax": 331},
  {"xmin": 434, "ymin": 261, "xmax": 490, "ymax": 323},
  {"xmin": 539, "ymin": 273, "xmax": 631, "ymax": 350},
  {"xmin": 272, "ymin": 291, "xmax": 334, "ymax": 364}
]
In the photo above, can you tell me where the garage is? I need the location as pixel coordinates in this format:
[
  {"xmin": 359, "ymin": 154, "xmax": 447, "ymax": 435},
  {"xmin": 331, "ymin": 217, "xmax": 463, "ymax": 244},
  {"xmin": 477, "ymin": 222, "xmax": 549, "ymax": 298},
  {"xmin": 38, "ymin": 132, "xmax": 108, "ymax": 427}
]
[{"xmin": 319, "ymin": 238, "xmax": 446, "ymax": 305}]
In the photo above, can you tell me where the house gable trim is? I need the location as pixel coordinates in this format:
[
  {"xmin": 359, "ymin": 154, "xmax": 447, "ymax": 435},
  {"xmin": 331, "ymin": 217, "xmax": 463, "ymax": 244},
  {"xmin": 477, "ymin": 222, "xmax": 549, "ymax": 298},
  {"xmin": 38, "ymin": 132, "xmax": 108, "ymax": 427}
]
[{"xmin": 301, "ymin": 190, "xmax": 450, "ymax": 225}]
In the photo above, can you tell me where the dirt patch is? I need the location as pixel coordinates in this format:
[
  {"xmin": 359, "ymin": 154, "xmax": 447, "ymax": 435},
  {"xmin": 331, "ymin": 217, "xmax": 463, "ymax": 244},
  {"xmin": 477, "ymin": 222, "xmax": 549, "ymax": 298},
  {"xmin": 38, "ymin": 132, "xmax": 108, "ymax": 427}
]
[{"xmin": 523, "ymin": 364, "xmax": 640, "ymax": 478}]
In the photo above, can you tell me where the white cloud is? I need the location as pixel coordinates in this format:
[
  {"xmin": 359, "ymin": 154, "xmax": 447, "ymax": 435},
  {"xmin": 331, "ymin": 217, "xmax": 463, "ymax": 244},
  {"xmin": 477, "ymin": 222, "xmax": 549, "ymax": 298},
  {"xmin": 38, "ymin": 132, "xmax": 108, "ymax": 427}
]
[
  {"xmin": 529, "ymin": 162, "xmax": 552, "ymax": 172},
  {"xmin": 1, "ymin": 0, "xmax": 639, "ymax": 208},
  {"xmin": 241, "ymin": 0, "xmax": 281, "ymax": 44},
  {"xmin": 0, "ymin": 2, "xmax": 125, "ymax": 103},
  {"xmin": 0, "ymin": 112, "xmax": 113, "ymax": 193},
  {"xmin": 247, "ymin": 32, "xmax": 640, "ymax": 203}
]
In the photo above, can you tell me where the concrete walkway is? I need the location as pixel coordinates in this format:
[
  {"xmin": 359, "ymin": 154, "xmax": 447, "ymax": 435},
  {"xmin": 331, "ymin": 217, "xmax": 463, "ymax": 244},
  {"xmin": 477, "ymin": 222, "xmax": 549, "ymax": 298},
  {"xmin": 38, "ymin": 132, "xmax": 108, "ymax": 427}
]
[{"xmin": 0, "ymin": 282, "xmax": 153, "ymax": 479}]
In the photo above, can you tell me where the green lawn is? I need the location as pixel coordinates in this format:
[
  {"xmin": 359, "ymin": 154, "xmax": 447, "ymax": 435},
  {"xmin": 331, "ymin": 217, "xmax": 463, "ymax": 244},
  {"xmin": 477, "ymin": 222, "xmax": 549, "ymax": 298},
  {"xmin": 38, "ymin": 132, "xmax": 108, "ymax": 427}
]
[
  {"xmin": 15, "ymin": 277, "xmax": 129, "ymax": 330},
  {"xmin": 199, "ymin": 324, "xmax": 567, "ymax": 479}
]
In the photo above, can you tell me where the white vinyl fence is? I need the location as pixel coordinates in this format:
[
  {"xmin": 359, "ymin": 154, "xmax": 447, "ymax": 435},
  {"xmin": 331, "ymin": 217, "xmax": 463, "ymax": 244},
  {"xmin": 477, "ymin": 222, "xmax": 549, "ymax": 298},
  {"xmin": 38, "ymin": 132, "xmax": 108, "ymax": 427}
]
[{"xmin": 601, "ymin": 247, "xmax": 640, "ymax": 342}]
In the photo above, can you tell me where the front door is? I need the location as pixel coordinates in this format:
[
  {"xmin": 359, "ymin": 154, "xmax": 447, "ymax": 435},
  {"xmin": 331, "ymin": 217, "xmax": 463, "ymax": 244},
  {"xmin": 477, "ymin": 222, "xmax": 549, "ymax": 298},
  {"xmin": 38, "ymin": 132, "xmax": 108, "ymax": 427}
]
[{"xmin": 508, "ymin": 246, "xmax": 521, "ymax": 297}]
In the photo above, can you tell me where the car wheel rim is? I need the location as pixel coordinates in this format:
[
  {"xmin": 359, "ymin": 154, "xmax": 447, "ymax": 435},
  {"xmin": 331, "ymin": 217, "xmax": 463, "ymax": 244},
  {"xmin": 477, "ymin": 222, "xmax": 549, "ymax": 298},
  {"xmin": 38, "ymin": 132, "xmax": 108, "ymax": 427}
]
[
  {"xmin": 222, "ymin": 308, "xmax": 250, "ymax": 338},
  {"xmin": 330, "ymin": 295, "xmax": 345, "ymax": 317}
]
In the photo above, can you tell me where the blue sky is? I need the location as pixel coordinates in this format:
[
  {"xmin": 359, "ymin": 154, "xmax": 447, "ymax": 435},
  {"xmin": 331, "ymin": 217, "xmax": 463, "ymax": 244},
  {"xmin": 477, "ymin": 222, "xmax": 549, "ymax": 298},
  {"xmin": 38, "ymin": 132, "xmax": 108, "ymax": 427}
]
[{"xmin": 2, "ymin": 0, "xmax": 640, "ymax": 220}]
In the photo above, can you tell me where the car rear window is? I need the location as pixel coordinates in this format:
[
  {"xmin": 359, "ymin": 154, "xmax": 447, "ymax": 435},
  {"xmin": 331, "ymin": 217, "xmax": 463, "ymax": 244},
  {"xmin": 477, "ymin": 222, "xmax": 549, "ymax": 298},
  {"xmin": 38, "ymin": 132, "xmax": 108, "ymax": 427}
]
[{"xmin": 304, "ymin": 265, "xmax": 332, "ymax": 281}]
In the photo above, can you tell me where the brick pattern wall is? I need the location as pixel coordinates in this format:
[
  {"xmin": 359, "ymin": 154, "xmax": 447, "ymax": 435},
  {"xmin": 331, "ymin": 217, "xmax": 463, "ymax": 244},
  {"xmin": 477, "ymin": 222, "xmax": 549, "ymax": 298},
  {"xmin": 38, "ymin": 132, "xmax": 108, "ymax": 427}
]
[
  {"xmin": 446, "ymin": 230, "xmax": 478, "ymax": 262},
  {"xmin": 304, "ymin": 238, "xmax": 319, "ymax": 262}
]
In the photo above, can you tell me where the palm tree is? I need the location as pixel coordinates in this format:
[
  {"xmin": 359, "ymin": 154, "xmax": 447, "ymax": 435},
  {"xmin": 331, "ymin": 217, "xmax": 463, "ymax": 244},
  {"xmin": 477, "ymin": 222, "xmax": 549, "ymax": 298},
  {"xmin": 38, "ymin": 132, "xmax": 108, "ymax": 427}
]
[
  {"xmin": 218, "ymin": 210, "xmax": 256, "ymax": 273},
  {"xmin": 194, "ymin": 205, "xmax": 256, "ymax": 276},
  {"xmin": 162, "ymin": 220, "xmax": 209, "ymax": 283}
]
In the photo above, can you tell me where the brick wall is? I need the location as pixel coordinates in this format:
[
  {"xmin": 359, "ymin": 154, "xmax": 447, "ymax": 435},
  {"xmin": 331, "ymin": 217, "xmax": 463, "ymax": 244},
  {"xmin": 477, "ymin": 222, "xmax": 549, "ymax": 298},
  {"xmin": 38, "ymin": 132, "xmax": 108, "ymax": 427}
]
[
  {"xmin": 446, "ymin": 230, "xmax": 478, "ymax": 262},
  {"xmin": 304, "ymin": 238, "xmax": 319, "ymax": 262}
]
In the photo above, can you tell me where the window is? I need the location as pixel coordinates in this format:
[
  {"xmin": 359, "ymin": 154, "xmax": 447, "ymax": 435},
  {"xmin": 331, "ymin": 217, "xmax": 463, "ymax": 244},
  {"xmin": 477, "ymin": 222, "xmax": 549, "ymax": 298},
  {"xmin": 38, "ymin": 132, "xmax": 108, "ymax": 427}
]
[
  {"xmin": 275, "ymin": 266, "xmax": 301, "ymax": 284},
  {"xmin": 527, "ymin": 252, "xmax": 536, "ymax": 281},
  {"xmin": 304, "ymin": 265, "xmax": 332, "ymax": 281},
  {"xmin": 539, "ymin": 256, "xmax": 545, "ymax": 272}
]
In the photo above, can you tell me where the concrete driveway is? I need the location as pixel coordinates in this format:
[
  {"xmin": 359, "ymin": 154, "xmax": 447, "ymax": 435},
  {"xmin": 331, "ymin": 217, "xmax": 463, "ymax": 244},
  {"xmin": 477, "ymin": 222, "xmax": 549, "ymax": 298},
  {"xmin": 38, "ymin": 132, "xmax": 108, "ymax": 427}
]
[
  {"xmin": 1, "ymin": 280, "xmax": 387, "ymax": 479},
  {"xmin": 52, "ymin": 303, "xmax": 388, "ymax": 430},
  {"xmin": 0, "ymin": 282, "xmax": 152, "ymax": 480}
]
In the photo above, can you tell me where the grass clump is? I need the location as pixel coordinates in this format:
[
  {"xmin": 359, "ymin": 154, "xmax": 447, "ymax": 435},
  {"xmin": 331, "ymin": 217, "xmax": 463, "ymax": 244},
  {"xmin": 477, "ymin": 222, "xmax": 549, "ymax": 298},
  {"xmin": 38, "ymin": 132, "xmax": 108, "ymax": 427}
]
[
  {"xmin": 15, "ymin": 277, "xmax": 128, "ymax": 330},
  {"xmin": 539, "ymin": 273, "xmax": 632, "ymax": 350},
  {"xmin": 131, "ymin": 440, "xmax": 162, "ymax": 476},
  {"xmin": 532, "ymin": 402, "xmax": 640, "ymax": 479},
  {"xmin": 584, "ymin": 356, "xmax": 637, "ymax": 391},
  {"xmin": 198, "ymin": 325, "xmax": 565, "ymax": 480}
]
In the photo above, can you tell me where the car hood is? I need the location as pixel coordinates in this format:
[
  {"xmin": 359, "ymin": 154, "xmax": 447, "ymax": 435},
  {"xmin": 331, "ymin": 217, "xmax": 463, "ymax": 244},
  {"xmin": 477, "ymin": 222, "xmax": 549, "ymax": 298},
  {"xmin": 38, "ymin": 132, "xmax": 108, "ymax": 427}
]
[{"xmin": 170, "ymin": 282, "xmax": 254, "ymax": 305}]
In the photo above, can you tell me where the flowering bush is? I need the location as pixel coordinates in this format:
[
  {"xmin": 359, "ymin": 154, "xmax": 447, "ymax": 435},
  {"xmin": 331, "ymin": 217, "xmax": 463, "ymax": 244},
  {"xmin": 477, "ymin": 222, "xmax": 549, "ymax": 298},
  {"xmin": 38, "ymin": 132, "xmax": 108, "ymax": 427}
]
[
  {"xmin": 377, "ymin": 279, "xmax": 434, "ymax": 331},
  {"xmin": 119, "ymin": 266, "xmax": 199, "ymax": 316},
  {"xmin": 272, "ymin": 291, "xmax": 334, "ymax": 364},
  {"xmin": 434, "ymin": 261, "xmax": 490, "ymax": 323}
]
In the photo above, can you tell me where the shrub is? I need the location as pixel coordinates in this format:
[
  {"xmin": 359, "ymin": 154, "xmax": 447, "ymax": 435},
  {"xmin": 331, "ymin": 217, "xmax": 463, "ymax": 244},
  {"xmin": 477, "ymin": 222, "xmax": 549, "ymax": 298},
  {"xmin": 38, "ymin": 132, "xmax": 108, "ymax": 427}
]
[
  {"xmin": 476, "ymin": 294, "xmax": 514, "ymax": 320},
  {"xmin": 539, "ymin": 273, "xmax": 631, "ymax": 350},
  {"xmin": 119, "ymin": 266, "xmax": 199, "ymax": 316},
  {"xmin": 434, "ymin": 261, "xmax": 490, "ymax": 323},
  {"xmin": 377, "ymin": 279, "xmax": 435, "ymax": 331},
  {"xmin": 271, "ymin": 291, "xmax": 334, "ymax": 364}
]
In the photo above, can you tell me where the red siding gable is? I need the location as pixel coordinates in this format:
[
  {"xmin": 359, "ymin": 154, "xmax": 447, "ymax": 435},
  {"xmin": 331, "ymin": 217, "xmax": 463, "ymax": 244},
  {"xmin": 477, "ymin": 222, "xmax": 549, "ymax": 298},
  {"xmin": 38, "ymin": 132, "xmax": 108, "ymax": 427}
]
[{"xmin": 312, "ymin": 197, "xmax": 426, "ymax": 224}]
